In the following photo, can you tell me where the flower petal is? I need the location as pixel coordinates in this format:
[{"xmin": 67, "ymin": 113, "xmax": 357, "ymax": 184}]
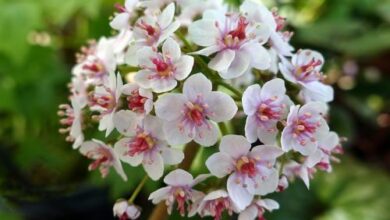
[
  {"xmin": 114, "ymin": 110, "xmax": 139, "ymax": 136},
  {"xmin": 238, "ymin": 205, "xmax": 258, "ymax": 220},
  {"xmin": 188, "ymin": 20, "xmax": 219, "ymax": 47},
  {"xmin": 110, "ymin": 13, "xmax": 130, "ymax": 30},
  {"xmin": 242, "ymin": 84, "xmax": 262, "ymax": 115},
  {"xmin": 161, "ymin": 147, "xmax": 184, "ymax": 165},
  {"xmin": 183, "ymin": 73, "xmax": 212, "ymax": 100},
  {"xmin": 174, "ymin": 55, "xmax": 194, "ymax": 81},
  {"xmin": 162, "ymin": 38, "xmax": 181, "ymax": 60},
  {"xmin": 219, "ymin": 51, "xmax": 250, "ymax": 79},
  {"xmin": 134, "ymin": 70, "xmax": 153, "ymax": 89},
  {"xmin": 208, "ymin": 49, "xmax": 235, "ymax": 72},
  {"xmin": 219, "ymin": 135, "xmax": 251, "ymax": 159},
  {"xmin": 194, "ymin": 121, "xmax": 219, "ymax": 147},
  {"xmin": 158, "ymin": 3, "xmax": 175, "ymax": 29},
  {"xmin": 164, "ymin": 169, "xmax": 194, "ymax": 186},
  {"xmin": 155, "ymin": 94, "xmax": 187, "ymax": 121},
  {"xmin": 205, "ymin": 152, "xmax": 234, "ymax": 178},
  {"xmin": 205, "ymin": 91, "xmax": 237, "ymax": 122},
  {"xmin": 149, "ymin": 186, "xmax": 171, "ymax": 204},
  {"xmin": 163, "ymin": 119, "xmax": 192, "ymax": 145},
  {"xmin": 227, "ymin": 173, "xmax": 253, "ymax": 211},
  {"xmin": 143, "ymin": 153, "xmax": 164, "ymax": 180},
  {"xmin": 260, "ymin": 78, "xmax": 286, "ymax": 100},
  {"xmin": 302, "ymin": 81, "xmax": 334, "ymax": 103},
  {"xmin": 245, "ymin": 116, "xmax": 259, "ymax": 143}
]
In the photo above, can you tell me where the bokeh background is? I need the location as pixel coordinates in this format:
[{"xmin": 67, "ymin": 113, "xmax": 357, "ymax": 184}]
[{"xmin": 0, "ymin": 0, "xmax": 389, "ymax": 219}]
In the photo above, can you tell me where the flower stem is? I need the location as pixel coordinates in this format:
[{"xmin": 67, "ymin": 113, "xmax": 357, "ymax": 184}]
[{"xmin": 128, "ymin": 175, "xmax": 148, "ymax": 203}]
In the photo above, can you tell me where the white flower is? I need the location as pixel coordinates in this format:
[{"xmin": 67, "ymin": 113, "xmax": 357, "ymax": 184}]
[
  {"xmin": 80, "ymin": 139, "xmax": 127, "ymax": 181},
  {"xmin": 305, "ymin": 131, "xmax": 342, "ymax": 172},
  {"xmin": 73, "ymin": 37, "xmax": 116, "ymax": 85},
  {"xmin": 122, "ymin": 83, "xmax": 153, "ymax": 115},
  {"xmin": 241, "ymin": 0, "xmax": 294, "ymax": 57},
  {"xmin": 281, "ymin": 102, "xmax": 329, "ymax": 156},
  {"xmin": 283, "ymin": 160, "xmax": 315, "ymax": 188},
  {"xmin": 114, "ymin": 112, "xmax": 184, "ymax": 180},
  {"xmin": 243, "ymin": 78, "xmax": 292, "ymax": 145},
  {"xmin": 149, "ymin": 169, "xmax": 210, "ymax": 216},
  {"xmin": 279, "ymin": 49, "xmax": 334, "ymax": 102},
  {"xmin": 206, "ymin": 135, "xmax": 283, "ymax": 210},
  {"xmin": 155, "ymin": 73, "xmax": 237, "ymax": 147},
  {"xmin": 238, "ymin": 198, "xmax": 279, "ymax": 220},
  {"xmin": 125, "ymin": 3, "xmax": 180, "ymax": 66},
  {"xmin": 113, "ymin": 29, "xmax": 133, "ymax": 64},
  {"xmin": 113, "ymin": 200, "xmax": 141, "ymax": 220},
  {"xmin": 197, "ymin": 190, "xmax": 239, "ymax": 220},
  {"xmin": 90, "ymin": 72, "xmax": 123, "ymax": 137},
  {"xmin": 134, "ymin": 38, "xmax": 194, "ymax": 93},
  {"xmin": 188, "ymin": 8, "xmax": 271, "ymax": 79},
  {"xmin": 110, "ymin": 0, "xmax": 140, "ymax": 31}
]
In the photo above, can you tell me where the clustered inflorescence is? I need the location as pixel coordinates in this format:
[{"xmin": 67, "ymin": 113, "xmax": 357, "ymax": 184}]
[{"xmin": 59, "ymin": 0, "xmax": 344, "ymax": 219}]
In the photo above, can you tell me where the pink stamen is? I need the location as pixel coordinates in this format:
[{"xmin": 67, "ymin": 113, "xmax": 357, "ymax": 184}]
[
  {"xmin": 114, "ymin": 3, "xmax": 126, "ymax": 13},
  {"xmin": 127, "ymin": 90, "xmax": 147, "ymax": 113}
]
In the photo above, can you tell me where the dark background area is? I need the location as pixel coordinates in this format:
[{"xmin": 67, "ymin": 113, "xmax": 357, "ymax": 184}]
[{"xmin": 0, "ymin": 0, "xmax": 389, "ymax": 219}]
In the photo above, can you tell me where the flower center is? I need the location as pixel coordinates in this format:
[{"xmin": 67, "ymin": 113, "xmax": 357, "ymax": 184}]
[
  {"xmin": 257, "ymin": 100, "xmax": 283, "ymax": 122},
  {"xmin": 236, "ymin": 156, "xmax": 257, "ymax": 177},
  {"xmin": 295, "ymin": 58, "xmax": 323, "ymax": 82},
  {"xmin": 211, "ymin": 198, "xmax": 231, "ymax": 220},
  {"xmin": 86, "ymin": 147, "xmax": 113, "ymax": 177},
  {"xmin": 152, "ymin": 58, "xmax": 173, "ymax": 78},
  {"xmin": 186, "ymin": 103, "xmax": 206, "ymax": 126},
  {"xmin": 223, "ymin": 16, "xmax": 248, "ymax": 48},
  {"xmin": 173, "ymin": 188, "xmax": 187, "ymax": 216},
  {"xmin": 127, "ymin": 90, "xmax": 147, "ymax": 113},
  {"xmin": 91, "ymin": 88, "xmax": 116, "ymax": 112},
  {"xmin": 292, "ymin": 112, "xmax": 321, "ymax": 145},
  {"xmin": 127, "ymin": 132, "xmax": 155, "ymax": 156}
]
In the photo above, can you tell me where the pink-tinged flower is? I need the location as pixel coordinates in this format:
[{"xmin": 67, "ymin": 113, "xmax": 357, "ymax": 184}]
[
  {"xmin": 197, "ymin": 190, "xmax": 239, "ymax": 220},
  {"xmin": 206, "ymin": 135, "xmax": 283, "ymax": 210},
  {"xmin": 306, "ymin": 131, "xmax": 343, "ymax": 172},
  {"xmin": 134, "ymin": 38, "xmax": 194, "ymax": 92},
  {"xmin": 73, "ymin": 38, "xmax": 116, "ymax": 85},
  {"xmin": 80, "ymin": 139, "xmax": 127, "ymax": 181},
  {"xmin": 155, "ymin": 73, "xmax": 237, "ymax": 146},
  {"xmin": 90, "ymin": 72, "xmax": 123, "ymax": 137},
  {"xmin": 149, "ymin": 169, "xmax": 210, "ymax": 216},
  {"xmin": 241, "ymin": 0, "xmax": 294, "ymax": 57},
  {"xmin": 122, "ymin": 83, "xmax": 153, "ymax": 115},
  {"xmin": 114, "ymin": 112, "xmax": 184, "ymax": 180},
  {"xmin": 238, "ymin": 198, "xmax": 279, "ymax": 220},
  {"xmin": 276, "ymin": 176, "xmax": 289, "ymax": 192},
  {"xmin": 281, "ymin": 102, "xmax": 329, "ymax": 156},
  {"xmin": 110, "ymin": 0, "xmax": 140, "ymax": 31},
  {"xmin": 58, "ymin": 97, "xmax": 84, "ymax": 149},
  {"xmin": 283, "ymin": 161, "xmax": 315, "ymax": 188},
  {"xmin": 188, "ymin": 9, "xmax": 271, "ymax": 79},
  {"xmin": 279, "ymin": 49, "xmax": 334, "ymax": 103},
  {"xmin": 125, "ymin": 3, "xmax": 180, "ymax": 66},
  {"xmin": 113, "ymin": 200, "xmax": 141, "ymax": 220},
  {"xmin": 243, "ymin": 78, "xmax": 292, "ymax": 145}
]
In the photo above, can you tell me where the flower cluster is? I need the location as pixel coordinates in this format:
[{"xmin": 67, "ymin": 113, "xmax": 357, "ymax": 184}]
[{"xmin": 59, "ymin": 0, "xmax": 344, "ymax": 219}]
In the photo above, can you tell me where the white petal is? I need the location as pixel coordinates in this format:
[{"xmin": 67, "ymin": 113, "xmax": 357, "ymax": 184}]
[
  {"xmin": 155, "ymin": 94, "xmax": 187, "ymax": 121},
  {"xmin": 302, "ymin": 81, "xmax": 334, "ymax": 103},
  {"xmin": 158, "ymin": 21, "xmax": 181, "ymax": 45},
  {"xmin": 260, "ymin": 78, "xmax": 286, "ymax": 100},
  {"xmin": 188, "ymin": 20, "xmax": 219, "ymax": 47},
  {"xmin": 192, "ymin": 174, "xmax": 212, "ymax": 186},
  {"xmin": 125, "ymin": 44, "xmax": 141, "ymax": 66},
  {"xmin": 205, "ymin": 91, "xmax": 237, "ymax": 122},
  {"xmin": 257, "ymin": 199, "xmax": 279, "ymax": 211},
  {"xmin": 143, "ymin": 153, "xmax": 164, "ymax": 180},
  {"xmin": 110, "ymin": 13, "xmax": 130, "ymax": 30},
  {"xmin": 183, "ymin": 73, "xmax": 212, "ymax": 100},
  {"xmin": 161, "ymin": 147, "xmax": 184, "ymax": 165},
  {"xmin": 245, "ymin": 116, "xmax": 259, "ymax": 143},
  {"xmin": 219, "ymin": 51, "xmax": 250, "ymax": 79},
  {"xmin": 320, "ymin": 131, "xmax": 339, "ymax": 151},
  {"xmin": 162, "ymin": 38, "xmax": 181, "ymax": 60},
  {"xmin": 137, "ymin": 46, "xmax": 156, "ymax": 68},
  {"xmin": 143, "ymin": 115, "xmax": 164, "ymax": 139},
  {"xmin": 121, "ymin": 83, "xmax": 138, "ymax": 95},
  {"xmin": 219, "ymin": 135, "xmax": 251, "ymax": 159},
  {"xmin": 227, "ymin": 173, "xmax": 253, "ymax": 211},
  {"xmin": 257, "ymin": 127, "xmax": 278, "ymax": 145},
  {"xmin": 134, "ymin": 70, "xmax": 153, "ymax": 89},
  {"xmin": 158, "ymin": 3, "xmax": 175, "ymax": 29},
  {"xmin": 205, "ymin": 152, "xmax": 234, "ymax": 178},
  {"xmin": 306, "ymin": 149, "xmax": 323, "ymax": 168},
  {"xmin": 238, "ymin": 205, "xmax": 258, "ymax": 220},
  {"xmin": 254, "ymin": 169, "xmax": 279, "ymax": 195},
  {"xmin": 174, "ymin": 55, "xmax": 194, "ymax": 80},
  {"xmin": 150, "ymin": 78, "xmax": 177, "ymax": 93},
  {"xmin": 242, "ymin": 84, "xmax": 262, "ymax": 115},
  {"xmin": 194, "ymin": 121, "xmax": 219, "ymax": 147},
  {"xmin": 163, "ymin": 120, "xmax": 192, "ymax": 145},
  {"xmin": 250, "ymin": 145, "xmax": 284, "ymax": 161},
  {"xmin": 208, "ymin": 49, "xmax": 235, "ymax": 72},
  {"xmin": 193, "ymin": 45, "xmax": 221, "ymax": 56},
  {"xmin": 281, "ymin": 127, "xmax": 294, "ymax": 152},
  {"xmin": 112, "ymin": 156, "xmax": 128, "ymax": 181},
  {"xmin": 99, "ymin": 113, "xmax": 115, "ymax": 137},
  {"xmin": 79, "ymin": 141, "xmax": 100, "ymax": 156},
  {"xmin": 164, "ymin": 169, "xmax": 194, "ymax": 186},
  {"xmin": 149, "ymin": 187, "xmax": 171, "ymax": 204},
  {"xmin": 113, "ymin": 110, "xmax": 139, "ymax": 136},
  {"xmin": 244, "ymin": 43, "xmax": 271, "ymax": 70}
]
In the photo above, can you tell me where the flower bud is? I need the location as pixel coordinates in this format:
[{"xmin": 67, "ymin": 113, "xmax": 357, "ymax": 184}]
[{"xmin": 113, "ymin": 199, "xmax": 141, "ymax": 220}]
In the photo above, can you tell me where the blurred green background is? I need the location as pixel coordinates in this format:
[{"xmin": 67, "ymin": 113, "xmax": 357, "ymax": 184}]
[{"xmin": 0, "ymin": 0, "xmax": 389, "ymax": 219}]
